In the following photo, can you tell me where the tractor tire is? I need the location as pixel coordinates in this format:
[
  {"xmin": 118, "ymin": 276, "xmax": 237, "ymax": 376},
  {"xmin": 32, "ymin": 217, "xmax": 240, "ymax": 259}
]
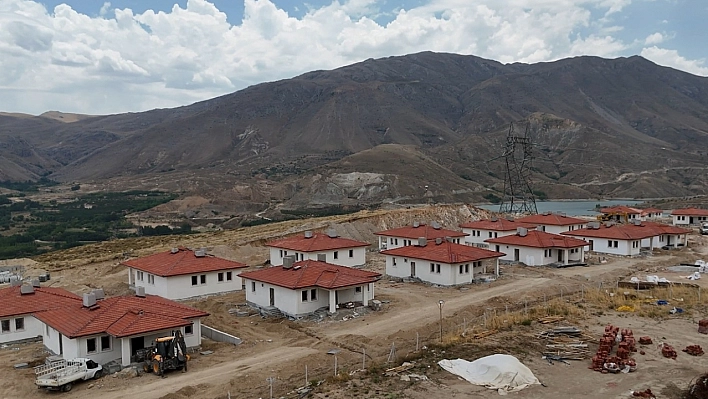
[
  {"xmin": 152, "ymin": 360, "xmax": 160, "ymax": 375},
  {"xmin": 143, "ymin": 363, "xmax": 152, "ymax": 373},
  {"xmin": 62, "ymin": 383, "xmax": 73, "ymax": 392}
]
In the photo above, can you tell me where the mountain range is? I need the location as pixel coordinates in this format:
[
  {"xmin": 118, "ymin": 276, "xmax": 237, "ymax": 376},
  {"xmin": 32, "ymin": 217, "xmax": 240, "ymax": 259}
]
[{"xmin": 2, "ymin": 52, "xmax": 708, "ymax": 214}]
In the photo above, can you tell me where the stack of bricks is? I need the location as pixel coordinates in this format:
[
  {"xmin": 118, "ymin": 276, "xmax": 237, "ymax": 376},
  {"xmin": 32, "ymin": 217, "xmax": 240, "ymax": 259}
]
[
  {"xmin": 682, "ymin": 345, "xmax": 704, "ymax": 356},
  {"xmin": 661, "ymin": 343, "xmax": 678, "ymax": 359},
  {"xmin": 639, "ymin": 336, "xmax": 653, "ymax": 345},
  {"xmin": 699, "ymin": 320, "xmax": 708, "ymax": 335},
  {"xmin": 590, "ymin": 324, "xmax": 638, "ymax": 373}
]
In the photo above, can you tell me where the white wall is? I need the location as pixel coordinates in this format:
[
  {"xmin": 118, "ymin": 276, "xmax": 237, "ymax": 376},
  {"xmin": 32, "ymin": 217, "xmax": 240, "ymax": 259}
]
[
  {"xmin": 568, "ymin": 236, "xmax": 639, "ymax": 256},
  {"xmin": 245, "ymin": 279, "xmax": 301, "ymax": 316},
  {"xmin": 381, "ymin": 236, "xmax": 463, "ymax": 251},
  {"xmin": 462, "ymin": 229, "xmax": 515, "ymax": 246},
  {"xmin": 268, "ymin": 247, "xmax": 366, "ymax": 267},
  {"xmin": 132, "ymin": 268, "xmax": 243, "ymax": 300},
  {"xmin": 673, "ymin": 215, "xmax": 707, "ymax": 225},
  {"xmin": 0, "ymin": 315, "xmax": 43, "ymax": 344},
  {"xmin": 535, "ymin": 224, "xmax": 586, "ymax": 235},
  {"xmin": 490, "ymin": 244, "xmax": 583, "ymax": 266},
  {"xmin": 334, "ymin": 284, "xmax": 375, "ymax": 304}
]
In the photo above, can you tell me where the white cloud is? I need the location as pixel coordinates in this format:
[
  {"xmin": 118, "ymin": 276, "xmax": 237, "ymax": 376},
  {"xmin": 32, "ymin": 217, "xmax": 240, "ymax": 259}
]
[
  {"xmin": 0, "ymin": 0, "xmax": 696, "ymax": 114},
  {"xmin": 641, "ymin": 46, "xmax": 708, "ymax": 76},
  {"xmin": 644, "ymin": 32, "xmax": 664, "ymax": 45}
]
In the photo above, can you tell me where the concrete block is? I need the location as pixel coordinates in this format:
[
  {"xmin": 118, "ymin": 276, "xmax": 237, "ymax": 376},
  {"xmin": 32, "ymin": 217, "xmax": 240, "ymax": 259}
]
[{"xmin": 13, "ymin": 363, "xmax": 29, "ymax": 369}]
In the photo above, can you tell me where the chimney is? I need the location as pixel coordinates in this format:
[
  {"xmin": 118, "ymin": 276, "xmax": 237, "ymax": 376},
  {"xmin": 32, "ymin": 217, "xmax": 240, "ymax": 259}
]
[
  {"xmin": 491, "ymin": 216, "xmax": 498, "ymax": 222},
  {"xmin": 283, "ymin": 256, "xmax": 295, "ymax": 269},
  {"xmin": 20, "ymin": 284, "xmax": 34, "ymax": 295},
  {"xmin": 304, "ymin": 231, "xmax": 313, "ymax": 238},
  {"xmin": 435, "ymin": 237, "xmax": 443, "ymax": 245},
  {"xmin": 136, "ymin": 286, "xmax": 146, "ymax": 297},
  {"xmin": 445, "ymin": 236, "xmax": 452, "ymax": 242},
  {"xmin": 517, "ymin": 227, "xmax": 528, "ymax": 237},
  {"xmin": 194, "ymin": 249, "xmax": 206, "ymax": 257},
  {"xmin": 83, "ymin": 292, "xmax": 97, "ymax": 307},
  {"xmin": 10, "ymin": 278, "xmax": 22, "ymax": 287},
  {"xmin": 633, "ymin": 219, "xmax": 642, "ymax": 226},
  {"xmin": 417, "ymin": 237, "xmax": 427, "ymax": 247},
  {"xmin": 170, "ymin": 247, "xmax": 179, "ymax": 254},
  {"xmin": 326, "ymin": 228, "xmax": 338, "ymax": 238},
  {"xmin": 31, "ymin": 279, "xmax": 40, "ymax": 288},
  {"xmin": 413, "ymin": 221, "xmax": 420, "ymax": 228},
  {"xmin": 317, "ymin": 253, "xmax": 327, "ymax": 262},
  {"xmin": 92, "ymin": 288, "xmax": 105, "ymax": 300},
  {"xmin": 431, "ymin": 221, "xmax": 441, "ymax": 230}
]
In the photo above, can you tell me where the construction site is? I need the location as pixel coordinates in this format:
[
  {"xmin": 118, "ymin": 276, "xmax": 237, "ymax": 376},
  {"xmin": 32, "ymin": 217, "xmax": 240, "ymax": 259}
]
[{"xmin": 0, "ymin": 202, "xmax": 707, "ymax": 399}]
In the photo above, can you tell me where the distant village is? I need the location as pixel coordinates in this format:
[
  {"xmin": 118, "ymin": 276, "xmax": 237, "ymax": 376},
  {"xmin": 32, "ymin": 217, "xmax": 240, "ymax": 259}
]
[{"xmin": 1, "ymin": 204, "xmax": 707, "ymax": 386}]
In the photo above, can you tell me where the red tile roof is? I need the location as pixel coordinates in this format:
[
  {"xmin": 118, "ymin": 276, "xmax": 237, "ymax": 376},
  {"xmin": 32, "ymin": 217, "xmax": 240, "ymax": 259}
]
[
  {"xmin": 486, "ymin": 230, "xmax": 587, "ymax": 248},
  {"xmin": 267, "ymin": 233, "xmax": 369, "ymax": 252},
  {"xmin": 0, "ymin": 286, "xmax": 81, "ymax": 318},
  {"xmin": 561, "ymin": 223, "xmax": 659, "ymax": 240},
  {"xmin": 671, "ymin": 208, "xmax": 708, "ymax": 216},
  {"xmin": 515, "ymin": 213, "xmax": 587, "ymax": 226},
  {"xmin": 381, "ymin": 241, "xmax": 504, "ymax": 264},
  {"xmin": 600, "ymin": 205, "xmax": 641, "ymax": 214},
  {"xmin": 640, "ymin": 221, "xmax": 692, "ymax": 235},
  {"xmin": 122, "ymin": 248, "xmax": 248, "ymax": 277},
  {"xmin": 459, "ymin": 218, "xmax": 537, "ymax": 231},
  {"xmin": 34, "ymin": 294, "xmax": 209, "ymax": 339},
  {"xmin": 375, "ymin": 224, "xmax": 467, "ymax": 239},
  {"xmin": 239, "ymin": 260, "xmax": 381, "ymax": 290}
]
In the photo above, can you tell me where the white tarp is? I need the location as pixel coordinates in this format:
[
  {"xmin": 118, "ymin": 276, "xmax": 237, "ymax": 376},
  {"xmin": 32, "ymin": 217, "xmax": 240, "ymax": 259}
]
[{"xmin": 438, "ymin": 354, "xmax": 540, "ymax": 395}]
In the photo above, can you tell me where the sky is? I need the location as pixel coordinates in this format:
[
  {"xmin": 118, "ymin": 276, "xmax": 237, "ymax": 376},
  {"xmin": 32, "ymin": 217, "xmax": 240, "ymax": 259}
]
[{"xmin": 1, "ymin": 0, "xmax": 706, "ymax": 115}]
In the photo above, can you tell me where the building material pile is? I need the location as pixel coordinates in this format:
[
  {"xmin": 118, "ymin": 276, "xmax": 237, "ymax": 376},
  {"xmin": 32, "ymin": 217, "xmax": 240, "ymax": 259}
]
[
  {"xmin": 683, "ymin": 345, "xmax": 704, "ymax": 356},
  {"xmin": 698, "ymin": 320, "xmax": 708, "ymax": 334},
  {"xmin": 540, "ymin": 326, "xmax": 591, "ymax": 360},
  {"xmin": 631, "ymin": 388, "xmax": 656, "ymax": 398},
  {"xmin": 639, "ymin": 336, "xmax": 653, "ymax": 345},
  {"xmin": 589, "ymin": 325, "xmax": 637, "ymax": 373},
  {"xmin": 661, "ymin": 343, "xmax": 678, "ymax": 359}
]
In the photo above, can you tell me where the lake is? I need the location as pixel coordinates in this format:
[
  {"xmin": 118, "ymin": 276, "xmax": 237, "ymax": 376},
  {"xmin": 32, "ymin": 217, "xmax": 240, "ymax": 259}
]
[{"xmin": 477, "ymin": 200, "xmax": 644, "ymax": 216}]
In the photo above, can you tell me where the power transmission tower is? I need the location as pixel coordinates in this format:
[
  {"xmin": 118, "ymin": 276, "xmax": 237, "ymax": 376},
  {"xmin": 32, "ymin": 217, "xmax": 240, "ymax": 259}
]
[{"xmin": 499, "ymin": 123, "xmax": 538, "ymax": 214}]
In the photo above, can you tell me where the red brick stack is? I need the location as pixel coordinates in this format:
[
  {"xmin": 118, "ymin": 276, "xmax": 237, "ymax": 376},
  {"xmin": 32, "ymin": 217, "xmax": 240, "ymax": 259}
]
[
  {"xmin": 639, "ymin": 336, "xmax": 653, "ymax": 345},
  {"xmin": 682, "ymin": 345, "xmax": 704, "ymax": 356},
  {"xmin": 590, "ymin": 324, "xmax": 638, "ymax": 373},
  {"xmin": 661, "ymin": 343, "xmax": 678, "ymax": 359},
  {"xmin": 699, "ymin": 320, "xmax": 708, "ymax": 335}
]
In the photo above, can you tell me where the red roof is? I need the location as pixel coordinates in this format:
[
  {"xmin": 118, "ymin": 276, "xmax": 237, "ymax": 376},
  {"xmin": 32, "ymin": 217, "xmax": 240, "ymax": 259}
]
[
  {"xmin": 381, "ymin": 241, "xmax": 504, "ymax": 264},
  {"xmin": 375, "ymin": 224, "xmax": 467, "ymax": 239},
  {"xmin": 267, "ymin": 233, "xmax": 369, "ymax": 252},
  {"xmin": 486, "ymin": 230, "xmax": 587, "ymax": 248},
  {"xmin": 515, "ymin": 213, "xmax": 587, "ymax": 226},
  {"xmin": 600, "ymin": 205, "xmax": 641, "ymax": 214},
  {"xmin": 34, "ymin": 294, "xmax": 209, "ymax": 339},
  {"xmin": 0, "ymin": 286, "xmax": 81, "ymax": 318},
  {"xmin": 122, "ymin": 248, "xmax": 248, "ymax": 277},
  {"xmin": 671, "ymin": 208, "xmax": 708, "ymax": 216},
  {"xmin": 640, "ymin": 221, "xmax": 692, "ymax": 235},
  {"xmin": 239, "ymin": 260, "xmax": 381, "ymax": 290},
  {"xmin": 562, "ymin": 222, "xmax": 691, "ymax": 240},
  {"xmin": 459, "ymin": 218, "xmax": 536, "ymax": 231}
]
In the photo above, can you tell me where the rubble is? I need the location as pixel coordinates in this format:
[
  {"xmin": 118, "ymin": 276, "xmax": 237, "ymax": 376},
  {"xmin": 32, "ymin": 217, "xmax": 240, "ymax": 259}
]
[
  {"xmin": 631, "ymin": 388, "xmax": 656, "ymax": 398},
  {"xmin": 661, "ymin": 343, "xmax": 677, "ymax": 359},
  {"xmin": 682, "ymin": 345, "xmax": 704, "ymax": 356},
  {"xmin": 638, "ymin": 336, "xmax": 653, "ymax": 345},
  {"xmin": 698, "ymin": 320, "xmax": 708, "ymax": 335}
]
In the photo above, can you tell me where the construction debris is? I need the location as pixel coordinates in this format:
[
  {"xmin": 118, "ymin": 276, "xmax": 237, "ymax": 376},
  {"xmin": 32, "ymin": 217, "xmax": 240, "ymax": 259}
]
[
  {"xmin": 472, "ymin": 330, "xmax": 498, "ymax": 339},
  {"xmin": 631, "ymin": 388, "xmax": 656, "ymax": 398},
  {"xmin": 538, "ymin": 315, "xmax": 564, "ymax": 324},
  {"xmin": 385, "ymin": 362, "xmax": 415, "ymax": 375},
  {"xmin": 698, "ymin": 320, "xmax": 708, "ymax": 335},
  {"xmin": 661, "ymin": 343, "xmax": 678, "ymax": 359},
  {"xmin": 590, "ymin": 325, "xmax": 637, "ymax": 373},
  {"xmin": 638, "ymin": 336, "xmax": 653, "ymax": 345},
  {"xmin": 683, "ymin": 345, "xmax": 704, "ymax": 356}
]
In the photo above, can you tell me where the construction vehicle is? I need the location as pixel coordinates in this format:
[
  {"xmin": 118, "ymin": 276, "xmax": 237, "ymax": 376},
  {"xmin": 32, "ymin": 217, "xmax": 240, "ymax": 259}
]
[
  {"xmin": 596, "ymin": 211, "xmax": 630, "ymax": 224},
  {"xmin": 34, "ymin": 358, "xmax": 103, "ymax": 392},
  {"xmin": 143, "ymin": 330, "xmax": 190, "ymax": 377},
  {"xmin": 701, "ymin": 223, "xmax": 708, "ymax": 235}
]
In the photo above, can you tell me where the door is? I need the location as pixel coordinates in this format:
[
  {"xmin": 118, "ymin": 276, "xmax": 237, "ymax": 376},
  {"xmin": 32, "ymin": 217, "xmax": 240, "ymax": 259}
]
[
  {"xmin": 410, "ymin": 262, "xmax": 416, "ymax": 277},
  {"xmin": 269, "ymin": 288, "xmax": 275, "ymax": 306},
  {"xmin": 59, "ymin": 333, "xmax": 63, "ymax": 355},
  {"xmin": 131, "ymin": 337, "xmax": 144, "ymax": 355},
  {"xmin": 589, "ymin": 240, "xmax": 594, "ymax": 251},
  {"xmin": 495, "ymin": 245, "xmax": 500, "ymax": 253},
  {"xmin": 690, "ymin": 217, "xmax": 695, "ymax": 224},
  {"xmin": 514, "ymin": 249, "xmax": 520, "ymax": 262},
  {"xmin": 558, "ymin": 250, "xmax": 563, "ymax": 262}
]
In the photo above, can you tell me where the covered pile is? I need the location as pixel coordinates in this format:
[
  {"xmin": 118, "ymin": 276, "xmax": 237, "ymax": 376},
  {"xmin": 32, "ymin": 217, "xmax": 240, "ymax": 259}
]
[{"xmin": 438, "ymin": 354, "xmax": 540, "ymax": 394}]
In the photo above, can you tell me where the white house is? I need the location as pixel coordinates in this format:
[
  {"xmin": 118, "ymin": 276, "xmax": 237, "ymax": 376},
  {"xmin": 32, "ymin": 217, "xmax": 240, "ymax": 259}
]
[
  {"xmin": 460, "ymin": 218, "xmax": 537, "ymax": 248},
  {"xmin": 641, "ymin": 208, "xmax": 664, "ymax": 219},
  {"xmin": 34, "ymin": 290, "xmax": 209, "ymax": 367},
  {"xmin": 639, "ymin": 222, "xmax": 691, "ymax": 249},
  {"xmin": 515, "ymin": 213, "xmax": 587, "ymax": 234},
  {"xmin": 267, "ymin": 231, "xmax": 369, "ymax": 267},
  {"xmin": 0, "ymin": 284, "xmax": 81, "ymax": 344},
  {"xmin": 486, "ymin": 228, "xmax": 587, "ymax": 266},
  {"xmin": 599, "ymin": 206, "xmax": 642, "ymax": 222},
  {"xmin": 374, "ymin": 222, "xmax": 467, "ymax": 250},
  {"xmin": 671, "ymin": 208, "xmax": 708, "ymax": 226},
  {"xmin": 561, "ymin": 222, "xmax": 659, "ymax": 256},
  {"xmin": 123, "ymin": 247, "xmax": 249, "ymax": 300},
  {"xmin": 240, "ymin": 260, "xmax": 381, "ymax": 317},
  {"xmin": 381, "ymin": 238, "xmax": 505, "ymax": 286}
]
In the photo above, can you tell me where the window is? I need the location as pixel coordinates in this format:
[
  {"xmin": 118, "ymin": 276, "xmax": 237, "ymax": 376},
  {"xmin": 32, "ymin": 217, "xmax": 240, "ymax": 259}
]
[
  {"xmin": 295, "ymin": 253, "xmax": 299, "ymax": 261},
  {"xmin": 459, "ymin": 265, "xmax": 464, "ymax": 274},
  {"xmin": 1, "ymin": 320, "xmax": 9, "ymax": 333},
  {"xmin": 333, "ymin": 251, "xmax": 339, "ymax": 260},
  {"xmin": 404, "ymin": 258, "xmax": 408, "ymax": 263},
  {"xmin": 251, "ymin": 281, "xmax": 256, "ymax": 292},
  {"xmin": 185, "ymin": 323, "xmax": 193, "ymax": 335},
  {"xmin": 355, "ymin": 286, "xmax": 362, "ymax": 293},
  {"xmin": 310, "ymin": 289, "xmax": 317, "ymax": 301},
  {"xmin": 100, "ymin": 336, "xmax": 111, "ymax": 351},
  {"xmin": 393, "ymin": 258, "xmax": 397, "ymax": 266},
  {"xmin": 613, "ymin": 241, "xmax": 619, "ymax": 248},
  {"xmin": 394, "ymin": 239, "xmax": 398, "ymax": 245},
  {"xmin": 227, "ymin": 271, "xmax": 233, "ymax": 281},
  {"xmin": 15, "ymin": 318, "xmax": 24, "ymax": 331},
  {"xmin": 279, "ymin": 250, "xmax": 283, "ymax": 257},
  {"xmin": 137, "ymin": 271, "xmax": 144, "ymax": 281},
  {"xmin": 389, "ymin": 238, "xmax": 394, "ymax": 244},
  {"xmin": 465, "ymin": 264, "xmax": 470, "ymax": 273},
  {"xmin": 148, "ymin": 274, "xmax": 154, "ymax": 284},
  {"xmin": 218, "ymin": 272, "xmax": 224, "ymax": 282},
  {"xmin": 302, "ymin": 290, "xmax": 308, "ymax": 302},
  {"xmin": 488, "ymin": 232, "xmax": 493, "ymax": 238},
  {"xmin": 430, "ymin": 263, "xmax": 435, "ymax": 273},
  {"xmin": 349, "ymin": 249, "xmax": 354, "ymax": 258},
  {"xmin": 200, "ymin": 274, "xmax": 206, "ymax": 284},
  {"xmin": 86, "ymin": 338, "xmax": 97, "ymax": 354},
  {"xmin": 192, "ymin": 276, "xmax": 198, "ymax": 286},
  {"xmin": 46, "ymin": 324, "xmax": 50, "ymax": 336},
  {"xmin": 494, "ymin": 232, "xmax": 498, "ymax": 238}
]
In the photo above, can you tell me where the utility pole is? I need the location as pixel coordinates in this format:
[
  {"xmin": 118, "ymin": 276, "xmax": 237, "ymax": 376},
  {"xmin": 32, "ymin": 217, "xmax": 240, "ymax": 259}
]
[
  {"xmin": 266, "ymin": 377, "xmax": 275, "ymax": 399},
  {"xmin": 438, "ymin": 300, "xmax": 445, "ymax": 343},
  {"xmin": 499, "ymin": 123, "xmax": 538, "ymax": 214}
]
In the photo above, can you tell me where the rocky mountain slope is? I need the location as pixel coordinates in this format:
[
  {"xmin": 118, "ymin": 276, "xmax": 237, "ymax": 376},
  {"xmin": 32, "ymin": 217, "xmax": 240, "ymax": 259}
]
[{"xmin": 2, "ymin": 52, "xmax": 708, "ymax": 212}]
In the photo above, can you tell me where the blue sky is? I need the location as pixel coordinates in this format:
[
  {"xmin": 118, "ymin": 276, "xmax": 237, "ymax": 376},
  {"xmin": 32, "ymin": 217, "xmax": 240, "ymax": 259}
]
[{"xmin": 1, "ymin": 0, "xmax": 706, "ymax": 114}]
